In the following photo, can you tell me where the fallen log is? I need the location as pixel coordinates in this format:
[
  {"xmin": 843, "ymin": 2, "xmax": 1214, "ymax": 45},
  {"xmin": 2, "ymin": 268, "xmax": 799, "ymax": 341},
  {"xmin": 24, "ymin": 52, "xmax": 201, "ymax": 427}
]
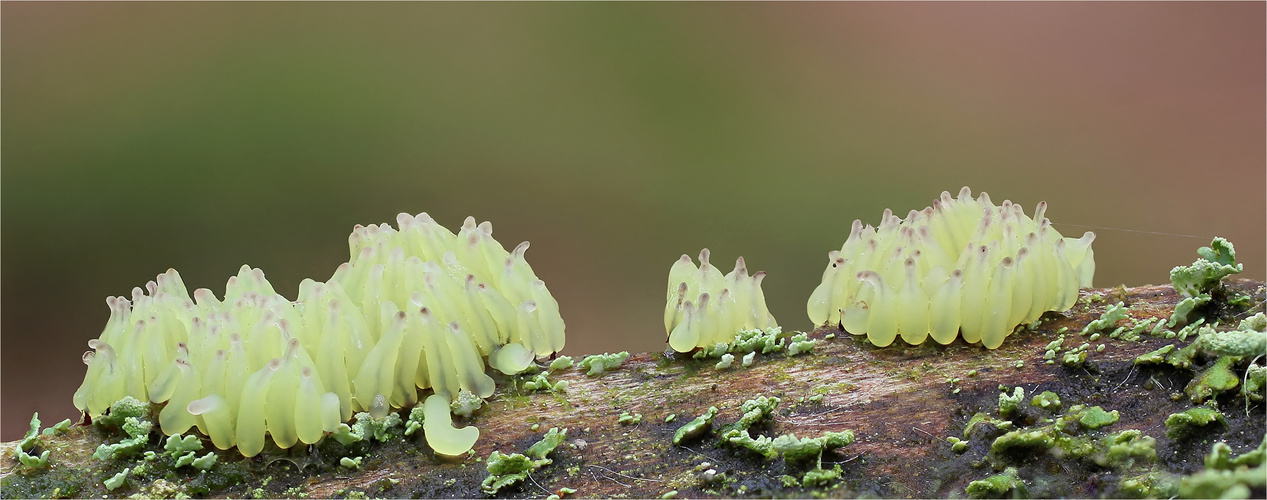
[{"xmin": 2, "ymin": 279, "xmax": 1263, "ymax": 499}]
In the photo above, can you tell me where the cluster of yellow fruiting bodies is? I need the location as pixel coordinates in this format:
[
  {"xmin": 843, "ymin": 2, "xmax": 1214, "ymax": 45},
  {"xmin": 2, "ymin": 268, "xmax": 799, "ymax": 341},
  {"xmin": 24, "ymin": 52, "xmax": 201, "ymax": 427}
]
[
  {"xmin": 73, "ymin": 214, "xmax": 564, "ymax": 456},
  {"xmin": 664, "ymin": 249, "xmax": 778, "ymax": 352},
  {"xmin": 807, "ymin": 187, "xmax": 1095, "ymax": 348}
]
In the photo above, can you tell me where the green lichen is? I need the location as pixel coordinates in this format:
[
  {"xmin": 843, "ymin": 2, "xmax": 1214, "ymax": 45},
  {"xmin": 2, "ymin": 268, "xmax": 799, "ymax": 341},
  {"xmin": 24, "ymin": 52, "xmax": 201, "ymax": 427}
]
[
  {"xmin": 1135, "ymin": 344, "xmax": 1176, "ymax": 365},
  {"xmin": 525, "ymin": 427, "xmax": 568, "ymax": 460},
  {"xmin": 1244, "ymin": 364, "xmax": 1265, "ymax": 402},
  {"xmin": 163, "ymin": 434, "xmax": 203, "ymax": 459},
  {"xmin": 1102, "ymin": 430, "xmax": 1157, "ymax": 468},
  {"xmin": 331, "ymin": 411, "xmax": 403, "ymax": 445},
  {"xmin": 404, "ymin": 406, "xmax": 425, "ymax": 436},
  {"xmin": 450, "ymin": 389, "xmax": 485, "ymax": 417},
  {"xmin": 94, "ymin": 396, "xmax": 151, "ymax": 429},
  {"xmin": 578, "ymin": 351, "xmax": 629, "ymax": 376},
  {"xmin": 991, "ymin": 429, "xmax": 1054, "ymax": 455},
  {"xmin": 93, "ymin": 416, "xmax": 152, "ymax": 461},
  {"xmin": 800, "ymin": 464, "xmax": 843, "ymax": 487},
  {"xmin": 1168, "ymin": 294, "xmax": 1212, "ymax": 328},
  {"xmin": 729, "ymin": 326, "xmax": 786, "ymax": 355},
  {"xmin": 998, "ymin": 387, "xmax": 1024, "ymax": 417},
  {"xmin": 1078, "ymin": 406, "xmax": 1120, "ymax": 430},
  {"xmin": 1180, "ymin": 437, "xmax": 1266, "ymax": 499},
  {"xmin": 15, "ymin": 413, "xmax": 51, "ymax": 468},
  {"xmin": 1030, "ymin": 391, "xmax": 1062, "ymax": 411},
  {"xmin": 733, "ymin": 396, "xmax": 780, "ymax": 430},
  {"xmin": 1116, "ymin": 471, "xmax": 1178, "ymax": 499},
  {"xmin": 1171, "ymin": 237, "xmax": 1243, "ymax": 298},
  {"xmin": 103, "ymin": 468, "xmax": 130, "ymax": 491},
  {"xmin": 191, "ymin": 452, "xmax": 217, "ymax": 471},
  {"xmin": 1164, "ymin": 407, "xmax": 1226, "ymax": 439},
  {"xmin": 339, "ymin": 456, "xmax": 363, "ymax": 469},
  {"xmin": 673, "ymin": 406, "xmax": 718, "ymax": 445},
  {"xmin": 1082, "ymin": 302, "xmax": 1130, "ymax": 335},
  {"xmin": 548, "ymin": 356, "xmax": 574, "ymax": 372},
  {"xmin": 966, "ymin": 467, "xmax": 1026, "ymax": 499},
  {"xmin": 786, "ymin": 333, "xmax": 816, "ymax": 356},
  {"xmin": 741, "ymin": 351, "xmax": 756, "ymax": 368},
  {"xmin": 617, "ymin": 412, "xmax": 642, "ymax": 425},
  {"xmin": 481, "ymin": 430, "xmax": 566, "ymax": 498},
  {"xmin": 714, "ymin": 353, "xmax": 734, "ymax": 370},
  {"xmin": 1196, "ymin": 317, "xmax": 1266, "ymax": 358},
  {"xmin": 1185, "ymin": 355, "xmax": 1239, "ymax": 403},
  {"xmin": 946, "ymin": 436, "xmax": 970, "ymax": 453}
]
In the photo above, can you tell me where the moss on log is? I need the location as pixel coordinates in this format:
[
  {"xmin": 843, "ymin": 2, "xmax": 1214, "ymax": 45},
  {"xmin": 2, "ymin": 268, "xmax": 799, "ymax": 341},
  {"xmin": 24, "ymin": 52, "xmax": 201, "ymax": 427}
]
[{"xmin": 2, "ymin": 279, "xmax": 1264, "ymax": 499}]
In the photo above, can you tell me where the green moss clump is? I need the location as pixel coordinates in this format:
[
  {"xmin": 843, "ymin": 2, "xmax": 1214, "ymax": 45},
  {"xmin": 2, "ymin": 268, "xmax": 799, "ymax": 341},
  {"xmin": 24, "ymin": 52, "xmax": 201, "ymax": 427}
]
[
  {"xmin": 1184, "ymin": 356, "xmax": 1240, "ymax": 403},
  {"xmin": 578, "ymin": 351, "xmax": 629, "ymax": 376},
  {"xmin": 966, "ymin": 467, "xmax": 1026, "ymax": 499},
  {"xmin": 1170, "ymin": 237, "xmax": 1243, "ymax": 298},
  {"xmin": 404, "ymin": 406, "xmax": 425, "ymax": 436},
  {"xmin": 1164, "ymin": 407, "xmax": 1226, "ymax": 439},
  {"xmin": 673, "ymin": 407, "xmax": 718, "ymax": 445}
]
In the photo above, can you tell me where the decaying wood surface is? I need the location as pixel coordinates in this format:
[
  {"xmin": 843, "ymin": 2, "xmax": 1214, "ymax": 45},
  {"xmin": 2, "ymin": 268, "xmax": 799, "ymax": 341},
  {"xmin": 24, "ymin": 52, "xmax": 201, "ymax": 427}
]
[{"xmin": 2, "ymin": 279, "xmax": 1264, "ymax": 499}]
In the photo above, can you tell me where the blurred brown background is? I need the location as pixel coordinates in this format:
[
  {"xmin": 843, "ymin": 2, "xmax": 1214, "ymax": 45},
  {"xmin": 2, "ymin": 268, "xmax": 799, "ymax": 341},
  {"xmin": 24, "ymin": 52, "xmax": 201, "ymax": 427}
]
[{"xmin": 3, "ymin": 3, "xmax": 1263, "ymax": 440}]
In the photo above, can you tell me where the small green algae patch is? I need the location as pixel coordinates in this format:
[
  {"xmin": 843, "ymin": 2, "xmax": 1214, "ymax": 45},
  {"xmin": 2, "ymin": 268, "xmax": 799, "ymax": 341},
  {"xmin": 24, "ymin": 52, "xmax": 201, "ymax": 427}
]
[
  {"xmin": 579, "ymin": 351, "xmax": 629, "ymax": 376},
  {"xmin": 450, "ymin": 389, "xmax": 485, "ymax": 417},
  {"xmin": 1164, "ymin": 407, "xmax": 1226, "ymax": 439},
  {"xmin": 966, "ymin": 467, "xmax": 1026, "ymax": 499}
]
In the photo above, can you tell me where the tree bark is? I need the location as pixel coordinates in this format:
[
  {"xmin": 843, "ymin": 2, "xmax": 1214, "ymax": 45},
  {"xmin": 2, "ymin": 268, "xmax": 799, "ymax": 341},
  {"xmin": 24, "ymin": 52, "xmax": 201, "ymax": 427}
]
[{"xmin": 3, "ymin": 279, "xmax": 1264, "ymax": 499}]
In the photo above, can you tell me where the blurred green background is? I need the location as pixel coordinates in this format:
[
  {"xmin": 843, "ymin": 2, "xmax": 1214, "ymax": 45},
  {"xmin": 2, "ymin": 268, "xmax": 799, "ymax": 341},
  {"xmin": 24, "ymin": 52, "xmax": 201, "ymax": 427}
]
[{"xmin": 3, "ymin": 3, "xmax": 1263, "ymax": 440}]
